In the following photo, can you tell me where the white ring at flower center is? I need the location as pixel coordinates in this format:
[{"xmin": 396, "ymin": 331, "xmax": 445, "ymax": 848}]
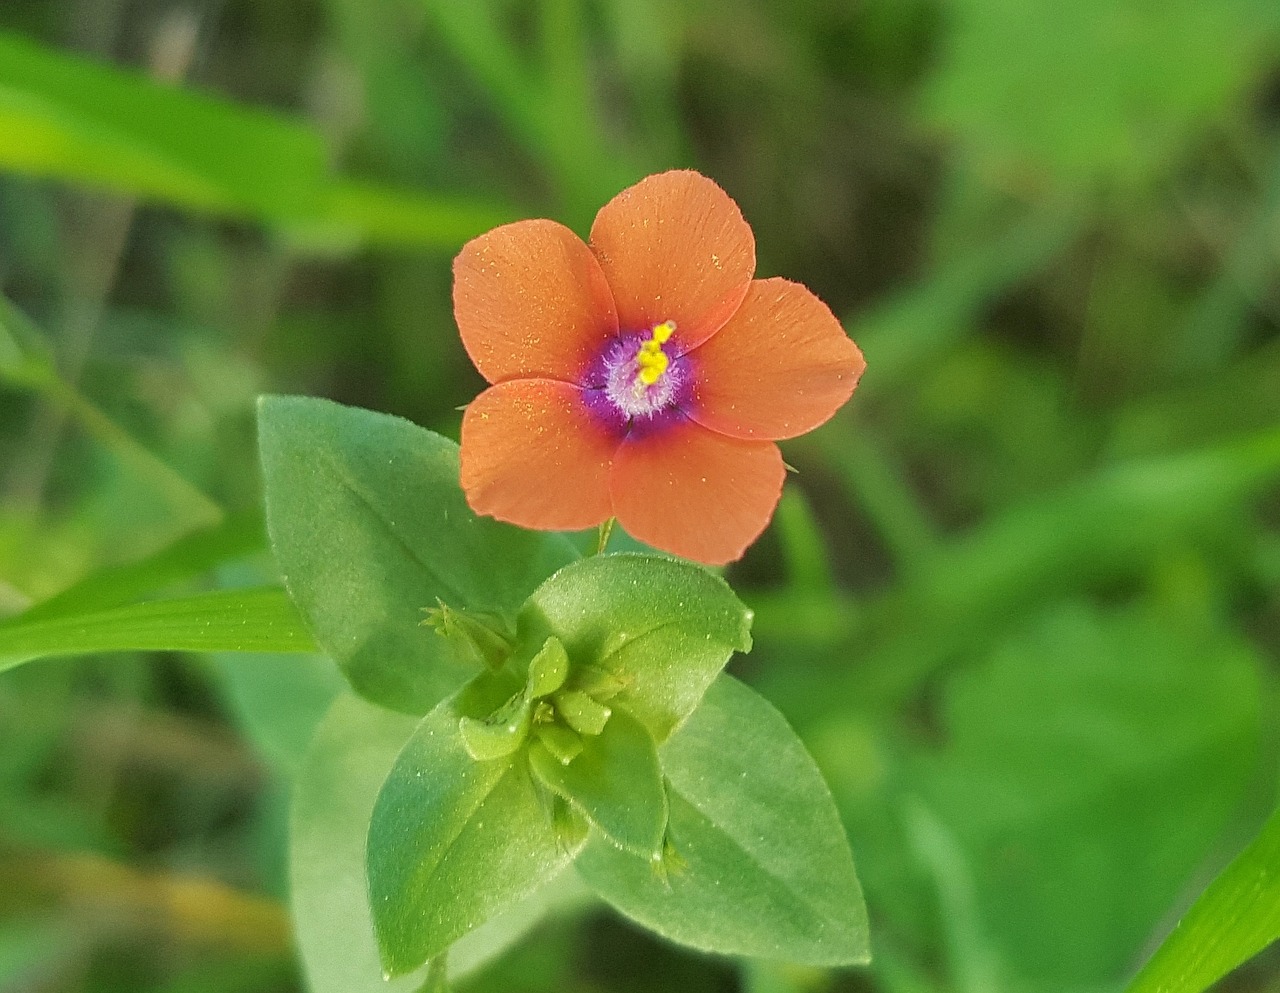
[{"xmin": 602, "ymin": 343, "xmax": 686, "ymax": 419}]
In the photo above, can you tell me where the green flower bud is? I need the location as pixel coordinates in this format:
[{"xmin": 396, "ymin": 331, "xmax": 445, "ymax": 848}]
[
  {"xmin": 422, "ymin": 600, "xmax": 513, "ymax": 670},
  {"xmin": 534, "ymin": 723, "xmax": 584, "ymax": 765},
  {"xmin": 458, "ymin": 692, "xmax": 530, "ymax": 761},
  {"xmin": 525, "ymin": 636, "xmax": 570, "ymax": 698},
  {"xmin": 552, "ymin": 689, "xmax": 611, "ymax": 736}
]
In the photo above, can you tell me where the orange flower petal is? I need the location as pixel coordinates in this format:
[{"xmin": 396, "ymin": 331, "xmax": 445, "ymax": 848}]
[
  {"xmin": 590, "ymin": 171, "xmax": 754, "ymax": 352},
  {"xmin": 609, "ymin": 420, "xmax": 785, "ymax": 565},
  {"xmin": 461, "ymin": 379, "xmax": 617, "ymax": 530},
  {"xmin": 454, "ymin": 219, "xmax": 618, "ymax": 384},
  {"xmin": 688, "ymin": 278, "xmax": 866, "ymax": 441}
]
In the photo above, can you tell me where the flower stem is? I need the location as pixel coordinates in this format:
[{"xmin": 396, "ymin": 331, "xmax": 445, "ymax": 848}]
[{"xmin": 595, "ymin": 517, "xmax": 616, "ymax": 555}]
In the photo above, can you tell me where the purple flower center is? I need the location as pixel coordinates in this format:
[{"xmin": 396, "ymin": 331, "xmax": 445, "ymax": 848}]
[{"xmin": 581, "ymin": 324, "xmax": 694, "ymax": 437}]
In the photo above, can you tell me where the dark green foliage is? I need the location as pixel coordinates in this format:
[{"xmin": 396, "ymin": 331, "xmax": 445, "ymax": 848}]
[
  {"xmin": 0, "ymin": 1, "xmax": 1278, "ymax": 991},
  {"xmin": 259, "ymin": 396, "xmax": 575, "ymax": 714},
  {"xmin": 578, "ymin": 676, "xmax": 870, "ymax": 967}
]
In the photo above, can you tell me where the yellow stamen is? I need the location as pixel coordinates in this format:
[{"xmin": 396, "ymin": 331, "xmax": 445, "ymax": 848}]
[{"xmin": 635, "ymin": 321, "xmax": 676, "ymax": 389}]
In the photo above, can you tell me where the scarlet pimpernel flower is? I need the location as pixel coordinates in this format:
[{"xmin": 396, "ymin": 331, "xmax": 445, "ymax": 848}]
[{"xmin": 455, "ymin": 170, "xmax": 865, "ymax": 565}]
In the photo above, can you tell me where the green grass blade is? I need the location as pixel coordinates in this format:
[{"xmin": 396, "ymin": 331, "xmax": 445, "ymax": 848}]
[
  {"xmin": 757, "ymin": 426, "xmax": 1280, "ymax": 714},
  {"xmin": 0, "ymin": 587, "xmax": 315, "ymax": 672},
  {"xmin": 17, "ymin": 510, "xmax": 266, "ymax": 624},
  {"xmin": 852, "ymin": 201, "xmax": 1080, "ymax": 394},
  {"xmin": 857, "ymin": 426, "xmax": 1280, "ymax": 709},
  {"xmin": 318, "ymin": 181, "xmax": 516, "ymax": 249},
  {"xmin": 773, "ymin": 488, "xmax": 837, "ymax": 594},
  {"xmin": 0, "ymin": 296, "xmax": 223, "ymax": 525},
  {"xmin": 0, "ymin": 31, "xmax": 507, "ymax": 248},
  {"xmin": 1126, "ymin": 806, "xmax": 1280, "ymax": 993},
  {"xmin": 800, "ymin": 418, "xmax": 939, "ymax": 570},
  {"xmin": 419, "ymin": 0, "xmax": 641, "ymax": 220},
  {"xmin": 0, "ymin": 30, "xmax": 324, "ymax": 216}
]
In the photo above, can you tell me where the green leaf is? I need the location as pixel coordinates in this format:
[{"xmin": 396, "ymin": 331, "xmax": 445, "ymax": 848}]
[
  {"xmin": 213, "ymin": 652, "xmax": 345, "ymax": 773},
  {"xmin": 530, "ymin": 707, "xmax": 668, "ymax": 857},
  {"xmin": 1125, "ymin": 805, "xmax": 1280, "ymax": 993},
  {"xmin": 576, "ymin": 676, "xmax": 870, "ymax": 966},
  {"xmin": 292, "ymin": 694, "xmax": 587, "ymax": 993},
  {"xmin": 0, "ymin": 587, "xmax": 315, "ymax": 672},
  {"xmin": 917, "ymin": 604, "xmax": 1262, "ymax": 989},
  {"xmin": 367, "ymin": 679, "xmax": 582, "ymax": 976},
  {"xmin": 519, "ymin": 554, "xmax": 752, "ymax": 742},
  {"xmin": 258, "ymin": 395, "xmax": 575, "ymax": 714}
]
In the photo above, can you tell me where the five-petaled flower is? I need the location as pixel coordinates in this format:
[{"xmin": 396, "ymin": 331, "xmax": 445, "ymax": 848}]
[{"xmin": 455, "ymin": 170, "xmax": 865, "ymax": 565}]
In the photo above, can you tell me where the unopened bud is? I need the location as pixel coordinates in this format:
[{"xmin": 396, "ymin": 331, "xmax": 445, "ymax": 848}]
[
  {"xmin": 552, "ymin": 689, "xmax": 611, "ymax": 736},
  {"xmin": 422, "ymin": 600, "xmax": 513, "ymax": 669},
  {"xmin": 459, "ymin": 692, "xmax": 530, "ymax": 761},
  {"xmin": 525, "ymin": 636, "xmax": 570, "ymax": 698},
  {"xmin": 535, "ymin": 723, "xmax": 584, "ymax": 765}
]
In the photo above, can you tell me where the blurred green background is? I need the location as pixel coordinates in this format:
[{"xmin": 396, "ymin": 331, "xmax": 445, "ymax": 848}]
[{"xmin": 1, "ymin": 0, "xmax": 1279, "ymax": 991}]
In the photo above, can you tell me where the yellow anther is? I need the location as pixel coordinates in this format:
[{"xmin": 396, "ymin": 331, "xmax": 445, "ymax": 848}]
[
  {"xmin": 637, "ymin": 353, "xmax": 668, "ymax": 386},
  {"xmin": 634, "ymin": 321, "xmax": 676, "ymax": 390}
]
